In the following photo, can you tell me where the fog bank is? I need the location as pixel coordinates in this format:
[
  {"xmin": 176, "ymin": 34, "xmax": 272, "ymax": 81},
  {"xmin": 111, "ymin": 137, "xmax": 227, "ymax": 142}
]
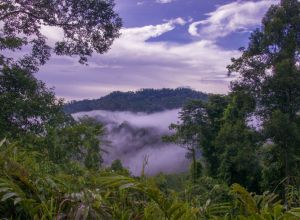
[{"xmin": 73, "ymin": 109, "xmax": 190, "ymax": 175}]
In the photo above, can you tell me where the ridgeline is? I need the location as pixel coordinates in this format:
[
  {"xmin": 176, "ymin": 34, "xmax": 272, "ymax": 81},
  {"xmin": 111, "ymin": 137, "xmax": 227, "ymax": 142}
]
[{"xmin": 64, "ymin": 88, "xmax": 208, "ymax": 113}]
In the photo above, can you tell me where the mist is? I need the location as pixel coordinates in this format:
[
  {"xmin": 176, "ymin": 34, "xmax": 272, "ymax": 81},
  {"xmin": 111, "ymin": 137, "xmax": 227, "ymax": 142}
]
[{"xmin": 73, "ymin": 109, "xmax": 190, "ymax": 176}]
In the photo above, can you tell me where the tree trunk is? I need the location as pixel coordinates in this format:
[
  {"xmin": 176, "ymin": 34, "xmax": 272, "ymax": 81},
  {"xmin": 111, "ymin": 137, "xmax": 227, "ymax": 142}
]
[{"xmin": 191, "ymin": 148, "xmax": 197, "ymax": 184}]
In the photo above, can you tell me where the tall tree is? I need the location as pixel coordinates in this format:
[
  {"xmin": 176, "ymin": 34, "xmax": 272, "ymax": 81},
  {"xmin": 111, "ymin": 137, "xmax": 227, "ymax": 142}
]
[
  {"xmin": 166, "ymin": 95, "xmax": 228, "ymax": 181},
  {"xmin": 0, "ymin": 66, "xmax": 65, "ymax": 138},
  {"xmin": 0, "ymin": 0, "xmax": 122, "ymax": 70},
  {"xmin": 166, "ymin": 100, "xmax": 207, "ymax": 182},
  {"xmin": 0, "ymin": 0, "xmax": 121, "ymax": 170},
  {"xmin": 0, "ymin": 0, "xmax": 122, "ymax": 135},
  {"xmin": 216, "ymin": 92, "xmax": 261, "ymax": 192},
  {"xmin": 228, "ymin": 0, "xmax": 300, "ymax": 196},
  {"xmin": 43, "ymin": 116, "xmax": 105, "ymax": 169}
]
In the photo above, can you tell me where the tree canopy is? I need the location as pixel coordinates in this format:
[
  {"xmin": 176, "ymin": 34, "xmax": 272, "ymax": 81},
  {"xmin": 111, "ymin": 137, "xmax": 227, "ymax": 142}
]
[
  {"xmin": 228, "ymin": 0, "xmax": 300, "ymax": 196},
  {"xmin": 64, "ymin": 88, "xmax": 208, "ymax": 114},
  {"xmin": 0, "ymin": 0, "xmax": 122, "ymax": 70},
  {"xmin": 2, "ymin": 0, "xmax": 300, "ymax": 219},
  {"xmin": 0, "ymin": 0, "xmax": 122, "ymax": 139},
  {"xmin": 167, "ymin": 0, "xmax": 300, "ymax": 198}
]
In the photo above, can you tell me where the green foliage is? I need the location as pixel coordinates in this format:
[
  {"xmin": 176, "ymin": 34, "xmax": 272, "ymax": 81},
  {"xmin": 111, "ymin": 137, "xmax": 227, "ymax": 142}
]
[
  {"xmin": 184, "ymin": 176, "xmax": 232, "ymax": 206},
  {"xmin": 216, "ymin": 119, "xmax": 261, "ymax": 192},
  {"xmin": 64, "ymin": 88, "xmax": 208, "ymax": 114},
  {"xmin": 110, "ymin": 159, "xmax": 130, "ymax": 176},
  {"xmin": 166, "ymin": 94, "xmax": 229, "ymax": 180},
  {"xmin": 1, "ymin": 139, "xmax": 300, "ymax": 219},
  {"xmin": 2, "ymin": 0, "xmax": 300, "ymax": 219},
  {"xmin": 0, "ymin": 66, "xmax": 65, "ymax": 139},
  {"xmin": 0, "ymin": 66, "xmax": 106, "ymax": 171},
  {"xmin": 215, "ymin": 92, "xmax": 261, "ymax": 192},
  {"xmin": 228, "ymin": 0, "xmax": 300, "ymax": 197},
  {"xmin": 0, "ymin": 0, "xmax": 122, "ymax": 68},
  {"xmin": 167, "ymin": 0, "xmax": 300, "ymax": 198},
  {"xmin": 43, "ymin": 116, "xmax": 105, "ymax": 170}
]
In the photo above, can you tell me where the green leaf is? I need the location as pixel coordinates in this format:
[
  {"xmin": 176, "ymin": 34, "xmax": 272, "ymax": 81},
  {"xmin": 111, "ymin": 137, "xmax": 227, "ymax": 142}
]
[
  {"xmin": 14, "ymin": 197, "xmax": 22, "ymax": 205},
  {"xmin": 0, "ymin": 138, "xmax": 6, "ymax": 147},
  {"xmin": 1, "ymin": 192, "xmax": 17, "ymax": 201}
]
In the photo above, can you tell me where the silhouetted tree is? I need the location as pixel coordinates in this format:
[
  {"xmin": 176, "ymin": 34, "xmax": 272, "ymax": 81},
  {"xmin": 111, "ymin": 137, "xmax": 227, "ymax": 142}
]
[
  {"xmin": 0, "ymin": 0, "xmax": 122, "ymax": 70},
  {"xmin": 228, "ymin": 0, "xmax": 300, "ymax": 197}
]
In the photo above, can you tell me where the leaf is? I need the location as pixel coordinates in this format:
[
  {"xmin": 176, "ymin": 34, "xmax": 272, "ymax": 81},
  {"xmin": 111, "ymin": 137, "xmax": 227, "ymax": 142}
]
[
  {"xmin": 172, "ymin": 208, "xmax": 187, "ymax": 220},
  {"xmin": 119, "ymin": 183, "xmax": 135, "ymax": 190},
  {"xmin": 167, "ymin": 203, "xmax": 183, "ymax": 217},
  {"xmin": 287, "ymin": 207, "xmax": 300, "ymax": 217},
  {"xmin": 1, "ymin": 192, "xmax": 17, "ymax": 201},
  {"xmin": 0, "ymin": 187, "xmax": 11, "ymax": 193},
  {"xmin": 0, "ymin": 138, "xmax": 6, "ymax": 147},
  {"xmin": 273, "ymin": 204, "xmax": 283, "ymax": 218},
  {"xmin": 14, "ymin": 197, "xmax": 22, "ymax": 205},
  {"xmin": 231, "ymin": 183, "xmax": 257, "ymax": 214}
]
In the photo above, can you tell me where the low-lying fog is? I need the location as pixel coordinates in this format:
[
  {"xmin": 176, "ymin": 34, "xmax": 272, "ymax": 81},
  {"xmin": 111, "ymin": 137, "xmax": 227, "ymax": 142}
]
[{"xmin": 73, "ymin": 109, "xmax": 190, "ymax": 176}]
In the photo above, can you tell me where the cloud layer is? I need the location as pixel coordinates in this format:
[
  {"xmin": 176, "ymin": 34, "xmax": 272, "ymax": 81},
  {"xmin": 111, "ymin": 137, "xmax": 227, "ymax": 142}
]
[
  {"xmin": 156, "ymin": 0, "xmax": 175, "ymax": 4},
  {"xmin": 189, "ymin": 0, "xmax": 278, "ymax": 39},
  {"xmin": 73, "ymin": 109, "xmax": 190, "ymax": 176},
  {"xmin": 39, "ymin": 18, "xmax": 238, "ymax": 100},
  {"xmin": 37, "ymin": 0, "xmax": 277, "ymax": 100}
]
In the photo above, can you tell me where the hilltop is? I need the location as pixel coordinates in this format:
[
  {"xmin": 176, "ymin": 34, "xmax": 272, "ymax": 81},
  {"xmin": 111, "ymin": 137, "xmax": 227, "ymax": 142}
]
[{"xmin": 64, "ymin": 88, "xmax": 208, "ymax": 113}]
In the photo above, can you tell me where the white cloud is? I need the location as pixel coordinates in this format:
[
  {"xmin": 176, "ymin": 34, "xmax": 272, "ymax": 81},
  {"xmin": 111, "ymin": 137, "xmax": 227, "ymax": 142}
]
[
  {"xmin": 101, "ymin": 19, "xmax": 239, "ymax": 88},
  {"xmin": 73, "ymin": 109, "xmax": 189, "ymax": 175},
  {"xmin": 120, "ymin": 18, "xmax": 182, "ymax": 42},
  {"xmin": 39, "ymin": 17, "xmax": 240, "ymax": 100},
  {"xmin": 189, "ymin": 0, "xmax": 278, "ymax": 39},
  {"xmin": 171, "ymin": 17, "xmax": 186, "ymax": 26},
  {"xmin": 40, "ymin": 25, "xmax": 64, "ymax": 44},
  {"xmin": 156, "ymin": 0, "xmax": 174, "ymax": 4},
  {"xmin": 10, "ymin": 0, "xmax": 279, "ymax": 101}
]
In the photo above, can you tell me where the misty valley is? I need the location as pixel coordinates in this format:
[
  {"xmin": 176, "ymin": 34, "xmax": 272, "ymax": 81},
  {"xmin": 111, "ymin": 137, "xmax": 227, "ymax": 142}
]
[
  {"xmin": 2, "ymin": 0, "xmax": 300, "ymax": 219},
  {"xmin": 73, "ymin": 109, "xmax": 189, "ymax": 175}
]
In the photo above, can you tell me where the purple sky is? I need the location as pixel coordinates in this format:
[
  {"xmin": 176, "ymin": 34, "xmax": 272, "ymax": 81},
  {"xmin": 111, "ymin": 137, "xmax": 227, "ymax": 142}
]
[{"xmin": 37, "ymin": 0, "xmax": 278, "ymax": 101}]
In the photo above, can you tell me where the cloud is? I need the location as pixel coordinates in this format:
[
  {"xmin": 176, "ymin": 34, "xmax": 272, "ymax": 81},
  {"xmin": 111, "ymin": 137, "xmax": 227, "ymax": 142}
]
[
  {"xmin": 189, "ymin": 0, "xmax": 278, "ymax": 39},
  {"xmin": 38, "ymin": 17, "xmax": 240, "ymax": 100},
  {"xmin": 73, "ymin": 109, "xmax": 180, "ymax": 132},
  {"xmin": 6, "ymin": 1, "xmax": 280, "ymax": 100},
  {"xmin": 156, "ymin": 0, "xmax": 174, "ymax": 4},
  {"xmin": 73, "ymin": 109, "xmax": 189, "ymax": 175},
  {"xmin": 40, "ymin": 25, "xmax": 64, "ymax": 45},
  {"xmin": 120, "ymin": 18, "xmax": 185, "ymax": 42}
]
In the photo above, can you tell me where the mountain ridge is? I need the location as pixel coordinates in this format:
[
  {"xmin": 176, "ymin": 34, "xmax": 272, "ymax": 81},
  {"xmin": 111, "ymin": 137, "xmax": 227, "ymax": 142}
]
[{"xmin": 64, "ymin": 88, "xmax": 208, "ymax": 114}]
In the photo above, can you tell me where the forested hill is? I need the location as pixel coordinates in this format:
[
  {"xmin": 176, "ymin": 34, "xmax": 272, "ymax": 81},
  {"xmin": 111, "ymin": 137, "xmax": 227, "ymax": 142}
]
[{"xmin": 64, "ymin": 88, "xmax": 208, "ymax": 113}]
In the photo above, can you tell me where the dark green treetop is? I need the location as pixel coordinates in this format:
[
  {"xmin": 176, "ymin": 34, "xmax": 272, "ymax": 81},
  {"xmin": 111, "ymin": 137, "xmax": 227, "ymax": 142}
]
[
  {"xmin": 0, "ymin": 0, "xmax": 122, "ymax": 70},
  {"xmin": 228, "ymin": 0, "xmax": 300, "ymax": 196}
]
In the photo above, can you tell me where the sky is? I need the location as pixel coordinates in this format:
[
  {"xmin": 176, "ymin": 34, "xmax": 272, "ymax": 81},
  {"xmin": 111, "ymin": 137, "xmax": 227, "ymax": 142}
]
[{"xmin": 37, "ymin": 0, "xmax": 278, "ymax": 101}]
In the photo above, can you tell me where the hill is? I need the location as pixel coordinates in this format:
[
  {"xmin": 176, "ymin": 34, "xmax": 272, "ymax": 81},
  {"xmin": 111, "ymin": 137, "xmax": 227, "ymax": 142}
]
[{"xmin": 64, "ymin": 88, "xmax": 208, "ymax": 113}]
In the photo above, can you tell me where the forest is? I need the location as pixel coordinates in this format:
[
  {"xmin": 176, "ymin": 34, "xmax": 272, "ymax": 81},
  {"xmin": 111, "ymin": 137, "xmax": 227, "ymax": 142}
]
[
  {"xmin": 64, "ymin": 88, "xmax": 208, "ymax": 114},
  {"xmin": 1, "ymin": 0, "xmax": 300, "ymax": 219}
]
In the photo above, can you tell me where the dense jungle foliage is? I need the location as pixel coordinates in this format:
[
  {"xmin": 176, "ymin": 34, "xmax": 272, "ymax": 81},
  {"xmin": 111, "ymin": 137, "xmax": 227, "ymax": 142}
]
[
  {"xmin": 1, "ymin": 0, "xmax": 300, "ymax": 219},
  {"xmin": 64, "ymin": 88, "xmax": 208, "ymax": 114}
]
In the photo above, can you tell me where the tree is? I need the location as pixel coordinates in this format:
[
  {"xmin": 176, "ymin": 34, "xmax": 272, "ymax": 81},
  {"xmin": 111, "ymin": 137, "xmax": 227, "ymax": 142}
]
[
  {"xmin": 262, "ymin": 110, "xmax": 300, "ymax": 195},
  {"xmin": 216, "ymin": 92, "xmax": 261, "ymax": 192},
  {"xmin": 110, "ymin": 159, "xmax": 130, "ymax": 175},
  {"xmin": 166, "ymin": 95, "xmax": 228, "ymax": 181},
  {"xmin": 0, "ymin": 0, "xmax": 122, "ymax": 70},
  {"xmin": 0, "ymin": 0, "xmax": 122, "ymax": 150},
  {"xmin": 0, "ymin": 65, "xmax": 66, "ymax": 139},
  {"xmin": 43, "ymin": 116, "xmax": 105, "ymax": 169},
  {"xmin": 228, "ymin": 0, "xmax": 300, "ymax": 196},
  {"xmin": 166, "ymin": 100, "xmax": 209, "ymax": 183}
]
